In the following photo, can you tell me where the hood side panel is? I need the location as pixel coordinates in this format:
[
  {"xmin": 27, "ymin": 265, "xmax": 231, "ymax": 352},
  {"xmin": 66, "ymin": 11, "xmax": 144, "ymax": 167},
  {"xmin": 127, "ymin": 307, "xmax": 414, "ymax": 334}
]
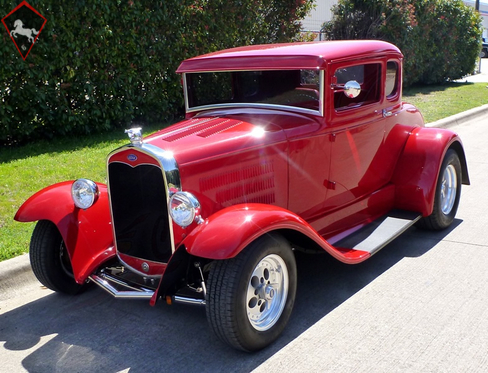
[{"xmin": 180, "ymin": 143, "xmax": 289, "ymax": 219}]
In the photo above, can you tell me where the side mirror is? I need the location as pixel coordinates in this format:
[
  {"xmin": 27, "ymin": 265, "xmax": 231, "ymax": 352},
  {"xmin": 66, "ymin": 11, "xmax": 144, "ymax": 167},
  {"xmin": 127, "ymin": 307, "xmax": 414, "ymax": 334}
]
[
  {"xmin": 343, "ymin": 80, "xmax": 361, "ymax": 98},
  {"xmin": 331, "ymin": 80, "xmax": 361, "ymax": 98}
]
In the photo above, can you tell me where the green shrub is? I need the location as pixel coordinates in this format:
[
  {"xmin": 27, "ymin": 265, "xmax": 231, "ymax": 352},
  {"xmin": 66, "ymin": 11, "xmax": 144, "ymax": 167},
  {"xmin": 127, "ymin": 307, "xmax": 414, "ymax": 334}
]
[
  {"xmin": 322, "ymin": 0, "xmax": 482, "ymax": 86},
  {"xmin": 413, "ymin": 1, "xmax": 482, "ymax": 84},
  {"xmin": 0, "ymin": 0, "xmax": 314, "ymax": 146}
]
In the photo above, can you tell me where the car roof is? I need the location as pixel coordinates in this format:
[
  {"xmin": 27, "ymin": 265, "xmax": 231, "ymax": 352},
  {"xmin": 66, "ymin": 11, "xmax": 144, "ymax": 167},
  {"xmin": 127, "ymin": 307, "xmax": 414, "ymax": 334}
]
[{"xmin": 176, "ymin": 40, "xmax": 402, "ymax": 73}]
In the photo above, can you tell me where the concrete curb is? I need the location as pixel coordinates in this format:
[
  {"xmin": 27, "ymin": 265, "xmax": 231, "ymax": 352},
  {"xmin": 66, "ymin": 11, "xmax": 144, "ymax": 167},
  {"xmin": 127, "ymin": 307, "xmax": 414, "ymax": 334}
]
[
  {"xmin": 0, "ymin": 253, "xmax": 31, "ymax": 283},
  {"xmin": 1, "ymin": 104, "xmax": 488, "ymax": 290},
  {"xmin": 0, "ymin": 253, "xmax": 35, "ymax": 300},
  {"xmin": 427, "ymin": 104, "xmax": 488, "ymax": 128}
]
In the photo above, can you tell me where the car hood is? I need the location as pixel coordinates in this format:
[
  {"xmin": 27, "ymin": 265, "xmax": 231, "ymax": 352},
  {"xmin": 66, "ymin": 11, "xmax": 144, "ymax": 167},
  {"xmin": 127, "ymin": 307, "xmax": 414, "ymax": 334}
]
[{"xmin": 143, "ymin": 108, "xmax": 318, "ymax": 166}]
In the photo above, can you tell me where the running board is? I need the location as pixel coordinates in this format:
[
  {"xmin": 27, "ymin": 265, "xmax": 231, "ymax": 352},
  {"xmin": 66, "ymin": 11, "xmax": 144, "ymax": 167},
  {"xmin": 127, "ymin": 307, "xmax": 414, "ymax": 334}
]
[
  {"xmin": 334, "ymin": 210, "xmax": 422, "ymax": 257},
  {"xmin": 89, "ymin": 271, "xmax": 155, "ymax": 299}
]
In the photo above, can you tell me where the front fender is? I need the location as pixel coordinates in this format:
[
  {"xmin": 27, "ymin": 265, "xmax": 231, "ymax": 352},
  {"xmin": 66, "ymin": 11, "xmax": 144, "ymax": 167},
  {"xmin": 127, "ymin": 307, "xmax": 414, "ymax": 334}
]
[
  {"xmin": 392, "ymin": 127, "xmax": 469, "ymax": 216},
  {"xmin": 15, "ymin": 181, "xmax": 115, "ymax": 283},
  {"xmin": 182, "ymin": 203, "xmax": 368, "ymax": 263}
]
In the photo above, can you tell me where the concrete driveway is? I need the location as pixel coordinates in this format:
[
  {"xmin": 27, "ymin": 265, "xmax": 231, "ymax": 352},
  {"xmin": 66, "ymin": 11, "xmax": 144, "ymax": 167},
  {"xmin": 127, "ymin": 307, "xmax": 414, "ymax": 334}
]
[
  {"xmin": 1, "ymin": 113, "xmax": 488, "ymax": 372},
  {"xmin": 457, "ymin": 57, "xmax": 488, "ymax": 82}
]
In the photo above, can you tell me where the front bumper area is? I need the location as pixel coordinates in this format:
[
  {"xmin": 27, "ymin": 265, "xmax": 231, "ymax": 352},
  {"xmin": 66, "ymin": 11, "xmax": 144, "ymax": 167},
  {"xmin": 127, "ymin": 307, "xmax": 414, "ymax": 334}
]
[
  {"xmin": 88, "ymin": 258, "xmax": 207, "ymax": 306},
  {"xmin": 89, "ymin": 267, "xmax": 156, "ymax": 299}
]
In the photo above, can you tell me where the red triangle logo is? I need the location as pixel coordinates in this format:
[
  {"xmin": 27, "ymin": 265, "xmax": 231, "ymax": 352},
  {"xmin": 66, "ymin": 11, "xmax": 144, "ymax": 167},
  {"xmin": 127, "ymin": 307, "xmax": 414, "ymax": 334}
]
[{"xmin": 2, "ymin": 1, "xmax": 46, "ymax": 60}]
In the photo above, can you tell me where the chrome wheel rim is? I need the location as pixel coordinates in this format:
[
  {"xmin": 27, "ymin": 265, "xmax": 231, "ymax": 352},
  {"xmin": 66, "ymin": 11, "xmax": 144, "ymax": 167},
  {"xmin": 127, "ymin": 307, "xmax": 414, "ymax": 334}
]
[
  {"xmin": 246, "ymin": 254, "xmax": 289, "ymax": 331},
  {"xmin": 440, "ymin": 164, "xmax": 457, "ymax": 215}
]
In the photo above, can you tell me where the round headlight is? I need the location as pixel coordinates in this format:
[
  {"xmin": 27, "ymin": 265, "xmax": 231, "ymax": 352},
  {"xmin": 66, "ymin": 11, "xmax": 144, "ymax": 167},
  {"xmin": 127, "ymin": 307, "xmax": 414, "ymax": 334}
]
[
  {"xmin": 71, "ymin": 179, "xmax": 99, "ymax": 209},
  {"xmin": 169, "ymin": 192, "xmax": 201, "ymax": 228}
]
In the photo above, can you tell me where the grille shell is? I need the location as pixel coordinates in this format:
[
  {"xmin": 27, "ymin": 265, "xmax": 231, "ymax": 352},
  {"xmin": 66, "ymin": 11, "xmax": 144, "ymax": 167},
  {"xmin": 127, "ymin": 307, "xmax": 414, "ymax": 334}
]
[{"xmin": 108, "ymin": 149, "xmax": 175, "ymax": 264}]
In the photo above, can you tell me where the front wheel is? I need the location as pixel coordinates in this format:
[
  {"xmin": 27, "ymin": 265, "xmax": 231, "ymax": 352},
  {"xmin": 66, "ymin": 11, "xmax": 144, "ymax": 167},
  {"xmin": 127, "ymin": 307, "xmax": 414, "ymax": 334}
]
[
  {"xmin": 30, "ymin": 220, "xmax": 84, "ymax": 294},
  {"xmin": 206, "ymin": 234, "xmax": 297, "ymax": 351},
  {"xmin": 417, "ymin": 149, "xmax": 462, "ymax": 230}
]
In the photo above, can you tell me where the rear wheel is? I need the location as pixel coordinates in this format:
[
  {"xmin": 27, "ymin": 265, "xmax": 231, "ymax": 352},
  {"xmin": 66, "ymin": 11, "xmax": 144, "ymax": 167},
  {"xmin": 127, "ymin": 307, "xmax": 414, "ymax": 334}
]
[
  {"xmin": 30, "ymin": 220, "xmax": 84, "ymax": 294},
  {"xmin": 417, "ymin": 149, "xmax": 462, "ymax": 230},
  {"xmin": 206, "ymin": 234, "xmax": 297, "ymax": 351}
]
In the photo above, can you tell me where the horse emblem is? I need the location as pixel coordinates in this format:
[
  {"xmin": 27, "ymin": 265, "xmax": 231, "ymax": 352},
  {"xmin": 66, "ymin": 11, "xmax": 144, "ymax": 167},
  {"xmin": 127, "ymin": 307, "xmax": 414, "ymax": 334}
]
[{"xmin": 10, "ymin": 19, "xmax": 39, "ymax": 43}]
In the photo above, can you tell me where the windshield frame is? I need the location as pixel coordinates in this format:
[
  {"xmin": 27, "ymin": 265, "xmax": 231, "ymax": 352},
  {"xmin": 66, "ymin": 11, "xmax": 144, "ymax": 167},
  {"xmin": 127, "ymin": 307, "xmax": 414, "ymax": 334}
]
[{"xmin": 182, "ymin": 69, "xmax": 325, "ymax": 117}]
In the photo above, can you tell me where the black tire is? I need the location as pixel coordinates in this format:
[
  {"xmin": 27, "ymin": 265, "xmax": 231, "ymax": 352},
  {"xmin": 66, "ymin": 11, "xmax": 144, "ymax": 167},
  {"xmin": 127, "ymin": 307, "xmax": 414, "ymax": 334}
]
[
  {"xmin": 417, "ymin": 149, "xmax": 462, "ymax": 230},
  {"xmin": 206, "ymin": 234, "xmax": 297, "ymax": 352},
  {"xmin": 30, "ymin": 220, "xmax": 84, "ymax": 294}
]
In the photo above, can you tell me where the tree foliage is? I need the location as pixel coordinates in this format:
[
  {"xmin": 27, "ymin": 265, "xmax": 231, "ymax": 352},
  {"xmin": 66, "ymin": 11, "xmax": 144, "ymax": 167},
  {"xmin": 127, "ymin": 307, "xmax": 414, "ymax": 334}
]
[
  {"xmin": 322, "ymin": 0, "xmax": 483, "ymax": 86},
  {"xmin": 0, "ymin": 0, "xmax": 314, "ymax": 146}
]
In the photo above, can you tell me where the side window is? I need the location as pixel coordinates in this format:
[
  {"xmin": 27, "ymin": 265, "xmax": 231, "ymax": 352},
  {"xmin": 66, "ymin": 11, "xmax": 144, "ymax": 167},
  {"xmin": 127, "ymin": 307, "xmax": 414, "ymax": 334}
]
[
  {"xmin": 335, "ymin": 65, "xmax": 364, "ymax": 85},
  {"xmin": 334, "ymin": 63, "xmax": 381, "ymax": 110},
  {"xmin": 386, "ymin": 61, "xmax": 399, "ymax": 98}
]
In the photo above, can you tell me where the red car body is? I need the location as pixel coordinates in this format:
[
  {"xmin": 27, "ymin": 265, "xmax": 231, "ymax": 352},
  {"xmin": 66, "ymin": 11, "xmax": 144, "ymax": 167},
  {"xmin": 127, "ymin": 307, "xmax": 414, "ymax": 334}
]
[{"xmin": 15, "ymin": 40, "xmax": 469, "ymax": 351}]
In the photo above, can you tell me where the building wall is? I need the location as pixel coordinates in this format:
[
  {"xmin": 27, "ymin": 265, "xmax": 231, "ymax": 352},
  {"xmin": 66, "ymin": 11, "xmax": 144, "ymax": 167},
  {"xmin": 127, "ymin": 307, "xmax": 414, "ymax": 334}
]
[
  {"xmin": 463, "ymin": 1, "xmax": 488, "ymax": 38},
  {"xmin": 301, "ymin": 0, "xmax": 338, "ymax": 33}
]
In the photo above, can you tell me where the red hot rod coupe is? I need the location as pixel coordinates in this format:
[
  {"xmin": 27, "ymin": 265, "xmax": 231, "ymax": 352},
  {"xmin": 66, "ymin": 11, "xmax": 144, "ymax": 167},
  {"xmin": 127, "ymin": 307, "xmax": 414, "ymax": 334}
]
[{"xmin": 15, "ymin": 40, "xmax": 469, "ymax": 351}]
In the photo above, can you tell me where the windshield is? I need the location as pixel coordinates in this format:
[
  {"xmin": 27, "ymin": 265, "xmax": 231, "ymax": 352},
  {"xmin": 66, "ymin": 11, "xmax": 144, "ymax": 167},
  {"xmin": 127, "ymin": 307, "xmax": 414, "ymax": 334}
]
[{"xmin": 184, "ymin": 69, "xmax": 322, "ymax": 115}]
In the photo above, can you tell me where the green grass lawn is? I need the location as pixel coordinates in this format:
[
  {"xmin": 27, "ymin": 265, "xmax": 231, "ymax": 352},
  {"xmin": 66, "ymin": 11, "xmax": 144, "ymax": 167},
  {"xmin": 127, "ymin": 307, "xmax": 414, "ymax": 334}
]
[
  {"xmin": 403, "ymin": 82, "xmax": 488, "ymax": 123},
  {"xmin": 1, "ymin": 82, "xmax": 487, "ymax": 261},
  {"xmin": 0, "ymin": 123, "xmax": 164, "ymax": 261}
]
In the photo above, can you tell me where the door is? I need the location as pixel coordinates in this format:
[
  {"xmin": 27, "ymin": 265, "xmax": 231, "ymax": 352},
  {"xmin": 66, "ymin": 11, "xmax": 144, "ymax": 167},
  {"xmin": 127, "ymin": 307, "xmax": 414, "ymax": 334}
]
[{"xmin": 325, "ymin": 62, "xmax": 387, "ymax": 210}]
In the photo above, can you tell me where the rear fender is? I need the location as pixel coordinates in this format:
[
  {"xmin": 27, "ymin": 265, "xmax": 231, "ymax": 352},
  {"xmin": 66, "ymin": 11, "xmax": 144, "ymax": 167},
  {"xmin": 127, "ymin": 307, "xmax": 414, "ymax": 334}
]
[
  {"xmin": 392, "ymin": 127, "xmax": 469, "ymax": 216},
  {"xmin": 182, "ymin": 203, "xmax": 369, "ymax": 264},
  {"xmin": 14, "ymin": 181, "xmax": 115, "ymax": 283}
]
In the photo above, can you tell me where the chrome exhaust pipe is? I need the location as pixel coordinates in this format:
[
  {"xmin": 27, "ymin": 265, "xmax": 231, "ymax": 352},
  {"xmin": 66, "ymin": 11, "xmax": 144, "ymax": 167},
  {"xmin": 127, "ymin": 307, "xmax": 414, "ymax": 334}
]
[{"xmin": 170, "ymin": 295, "xmax": 206, "ymax": 306}]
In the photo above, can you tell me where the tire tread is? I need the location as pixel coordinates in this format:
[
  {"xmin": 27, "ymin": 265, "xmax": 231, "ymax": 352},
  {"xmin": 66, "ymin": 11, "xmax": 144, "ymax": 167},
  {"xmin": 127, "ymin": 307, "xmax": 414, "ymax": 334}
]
[
  {"xmin": 207, "ymin": 252, "xmax": 247, "ymax": 349},
  {"xmin": 29, "ymin": 220, "xmax": 82, "ymax": 294}
]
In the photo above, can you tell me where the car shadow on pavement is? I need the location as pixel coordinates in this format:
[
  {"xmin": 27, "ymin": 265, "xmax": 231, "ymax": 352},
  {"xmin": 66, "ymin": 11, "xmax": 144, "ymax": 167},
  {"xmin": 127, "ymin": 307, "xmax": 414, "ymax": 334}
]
[{"xmin": 0, "ymin": 222, "xmax": 460, "ymax": 373}]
